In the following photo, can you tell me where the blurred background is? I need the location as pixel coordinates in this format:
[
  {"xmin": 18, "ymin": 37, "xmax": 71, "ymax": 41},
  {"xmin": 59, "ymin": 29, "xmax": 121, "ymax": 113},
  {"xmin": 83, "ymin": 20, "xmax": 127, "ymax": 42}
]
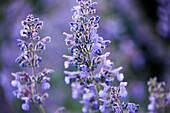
[{"xmin": 0, "ymin": 0, "xmax": 170, "ymax": 113}]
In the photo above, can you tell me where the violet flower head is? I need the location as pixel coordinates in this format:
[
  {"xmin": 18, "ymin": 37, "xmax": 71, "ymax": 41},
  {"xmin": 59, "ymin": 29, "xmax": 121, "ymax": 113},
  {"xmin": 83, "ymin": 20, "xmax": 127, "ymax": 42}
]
[
  {"xmin": 63, "ymin": 0, "xmax": 140, "ymax": 112},
  {"xmin": 11, "ymin": 14, "xmax": 54, "ymax": 113}
]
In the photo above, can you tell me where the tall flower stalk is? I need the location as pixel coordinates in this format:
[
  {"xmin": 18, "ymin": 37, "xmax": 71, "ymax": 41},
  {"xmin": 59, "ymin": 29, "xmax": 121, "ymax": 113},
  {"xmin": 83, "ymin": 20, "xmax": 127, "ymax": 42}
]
[
  {"xmin": 63, "ymin": 0, "xmax": 139, "ymax": 112},
  {"xmin": 11, "ymin": 14, "xmax": 54, "ymax": 113}
]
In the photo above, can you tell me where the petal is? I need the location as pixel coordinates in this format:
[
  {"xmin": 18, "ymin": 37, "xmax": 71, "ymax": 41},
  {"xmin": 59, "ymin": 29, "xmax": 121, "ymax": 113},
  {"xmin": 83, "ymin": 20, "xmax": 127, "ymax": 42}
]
[
  {"xmin": 65, "ymin": 76, "xmax": 70, "ymax": 84},
  {"xmin": 64, "ymin": 61, "xmax": 70, "ymax": 69},
  {"xmin": 42, "ymin": 82, "xmax": 50, "ymax": 90},
  {"xmin": 22, "ymin": 103, "xmax": 29, "ymax": 111},
  {"xmin": 117, "ymin": 73, "xmax": 124, "ymax": 82}
]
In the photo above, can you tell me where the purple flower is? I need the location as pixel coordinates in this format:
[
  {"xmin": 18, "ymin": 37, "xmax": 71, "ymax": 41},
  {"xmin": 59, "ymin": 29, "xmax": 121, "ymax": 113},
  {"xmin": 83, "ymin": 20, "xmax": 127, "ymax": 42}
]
[
  {"xmin": 63, "ymin": 32, "xmax": 73, "ymax": 40},
  {"xmin": 42, "ymin": 82, "xmax": 50, "ymax": 90},
  {"xmin": 80, "ymin": 65, "xmax": 89, "ymax": 78},
  {"xmin": 117, "ymin": 73, "xmax": 124, "ymax": 82},
  {"xmin": 99, "ymin": 99, "xmax": 109, "ymax": 113},
  {"xmin": 71, "ymin": 82, "xmax": 82, "ymax": 99},
  {"xmin": 99, "ymin": 52, "xmax": 110, "ymax": 61},
  {"xmin": 11, "ymin": 80, "xmax": 19, "ymax": 87},
  {"xmin": 128, "ymin": 103, "xmax": 135, "ymax": 113},
  {"xmin": 20, "ymin": 29, "xmax": 28, "ymax": 37},
  {"xmin": 90, "ymin": 27, "xmax": 99, "ymax": 43},
  {"xmin": 112, "ymin": 66, "xmax": 124, "ymax": 82},
  {"xmin": 72, "ymin": 5, "xmax": 81, "ymax": 21},
  {"xmin": 43, "ymin": 68, "xmax": 54, "ymax": 76},
  {"xmin": 114, "ymin": 105, "xmax": 121, "ymax": 113},
  {"xmin": 63, "ymin": 0, "xmax": 140, "ymax": 112},
  {"xmin": 80, "ymin": 88, "xmax": 95, "ymax": 113},
  {"xmin": 41, "ymin": 36, "xmax": 51, "ymax": 43},
  {"xmin": 41, "ymin": 77, "xmax": 50, "ymax": 90},
  {"xmin": 119, "ymin": 82, "xmax": 128, "ymax": 97},
  {"xmin": 92, "ymin": 43, "xmax": 101, "ymax": 50},
  {"xmin": 12, "ymin": 14, "xmax": 53, "ymax": 112},
  {"xmin": 99, "ymin": 83, "xmax": 110, "ymax": 97},
  {"xmin": 148, "ymin": 96, "xmax": 155, "ymax": 111},
  {"xmin": 81, "ymin": 103, "xmax": 89, "ymax": 113},
  {"xmin": 64, "ymin": 71, "xmax": 79, "ymax": 84},
  {"xmin": 21, "ymin": 97, "xmax": 30, "ymax": 111},
  {"xmin": 63, "ymin": 55, "xmax": 75, "ymax": 68},
  {"xmin": 104, "ymin": 59, "xmax": 113, "ymax": 68},
  {"xmin": 22, "ymin": 103, "xmax": 29, "ymax": 111},
  {"xmin": 80, "ymin": 71, "xmax": 89, "ymax": 78}
]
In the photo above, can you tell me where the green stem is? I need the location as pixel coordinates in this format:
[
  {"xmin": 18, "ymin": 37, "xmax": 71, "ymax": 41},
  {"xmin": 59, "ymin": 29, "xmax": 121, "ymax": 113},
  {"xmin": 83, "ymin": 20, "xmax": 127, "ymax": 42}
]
[
  {"xmin": 31, "ymin": 39, "xmax": 46, "ymax": 113},
  {"xmin": 90, "ymin": 71, "xmax": 99, "ymax": 100},
  {"xmin": 37, "ymin": 104, "xmax": 46, "ymax": 113},
  {"xmin": 31, "ymin": 40, "xmax": 38, "ymax": 94}
]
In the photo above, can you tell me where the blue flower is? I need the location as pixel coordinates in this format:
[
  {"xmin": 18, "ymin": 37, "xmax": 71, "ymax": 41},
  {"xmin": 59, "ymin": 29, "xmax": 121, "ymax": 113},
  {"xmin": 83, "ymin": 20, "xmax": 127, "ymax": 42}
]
[
  {"xmin": 41, "ymin": 77, "xmax": 50, "ymax": 90},
  {"xmin": 148, "ymin": 96, "xmax": 155, "ymax": 111},
  {"xmin": 72, "ymin": 5, "xmax": 81, "ymax": 21},
  {"xmin": 99, "ymin": 83, "xmax": 110, "ymax": 97},
  {"xmin": 119, "ymin": 82, "xmax": 128, "ymax": 97},
  {"xmin": 99, "ymin": 99, "xmax": 109, "ymax": 113},
  {"xmin": 22, "ymin": 103, "xmax": 29, "ymax": 111},
  {"xmin": 42, "ymin": 82, "xmax": 50, "ymax": 90},
  {"xmin": 112, "ymin": 66, "xmax": 124, "ymax": 82},
  {"xmin": 11, "ymin": 80, "xmax": 19, "ymax": 87},
  {"xmin": 71, "ymin": 82, "xmax": 82, "ymax": 99},
  {"xmin": 104, "ymin": 59, "xmax": 113, "ymax": 68},
  {"xmin": 21, "ymin": 97, "xmax": 30, "ymax": 111},
  {"xmin": 128, "ymin": 103, "xmax": 135, "ymax": 113},
  {"xmin": 63, "ymin": 55, "xmax": 75, "ymax": 68},
  {"xmin": 114, "ymin": 105, "xmax": 121, "ymax": 113},
  {"xmin": 64, "ymin": 71, "xmax": 78, "ymax": 84},
  {"xmin": 80, "ymin": 88, "xmax": 95, "ymax": 113}
]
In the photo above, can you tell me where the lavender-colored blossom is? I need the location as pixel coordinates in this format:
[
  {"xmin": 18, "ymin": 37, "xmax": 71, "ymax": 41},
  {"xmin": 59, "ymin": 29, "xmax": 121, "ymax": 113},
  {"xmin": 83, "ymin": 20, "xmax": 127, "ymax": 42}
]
[
  {"xmin": 64, "ymin": 71, "xmax": 79, "ymax": 84},
  {"xmin": 11, "ymin": 14, "xmax": 53, "ymax": 112},
  {"xmin": 99, "ymin": 99, "xmax": 109, "ymax": 113},
  {"xmin": 119, "ymin": 82, "xmax": 128, "ymax": 98},
  {"xmin": 71, "ymin": 82, "xmax": 82, "ymax": 99},
  {"xmin": 128, "ymin": 103, "xmax": 135, "ymax": 113},
  {"xmin": 22, "ymin": 103, "xmax": 30, "ymax": 111},
  {"xmin": 63, "ymin": 0, "xmax": 139, "ymax": 112},
  {"xmin": 99, "ymin": 83, "xmax": 110, "ymax": 98},
  {"xmin": 42, "ymin": 82, "xmax": 50, "ymax": 90},
  {"xmin": 80, "ymin": 65, "xmax": 89, "ymax": 78},
  {"xmin": 63, "ymin": 55, "xmax": 75, "ymax": 68},
  {"xmin": 80, "ymin": 88, "xmax": 95, "ymax": 113},
  {"xmin": 114, "ymin": 105, "xmax": 121, "ymax": 113}
]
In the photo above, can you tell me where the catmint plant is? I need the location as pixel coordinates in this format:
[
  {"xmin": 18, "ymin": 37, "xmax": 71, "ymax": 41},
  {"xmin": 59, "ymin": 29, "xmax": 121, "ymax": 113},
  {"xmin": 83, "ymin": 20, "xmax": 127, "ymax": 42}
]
[
  {"xmin": 147, "ymin": 77, "xmax": 170, "ymax": 113},
  {"xmin": 11, "ymin": 14, "xmax": 54, "ymax": 113},
  {"xmin": 63, "ymin": 0, "xmax": 140, "ymax": 113}
]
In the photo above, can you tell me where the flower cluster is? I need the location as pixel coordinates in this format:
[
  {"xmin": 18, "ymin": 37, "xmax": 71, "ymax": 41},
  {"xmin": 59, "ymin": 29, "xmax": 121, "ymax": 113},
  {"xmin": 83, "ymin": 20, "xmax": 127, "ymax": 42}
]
[
  {"xmin": 11, "ymin": 14, "xmax": 54, "ymax": 112},
  {"xmin": 63, "ymin": 0, "xmax": 139, "ymax": 112},
  {"xmin": 147, "ymin": 77, "xmax": 170, "ymax": 112}
]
